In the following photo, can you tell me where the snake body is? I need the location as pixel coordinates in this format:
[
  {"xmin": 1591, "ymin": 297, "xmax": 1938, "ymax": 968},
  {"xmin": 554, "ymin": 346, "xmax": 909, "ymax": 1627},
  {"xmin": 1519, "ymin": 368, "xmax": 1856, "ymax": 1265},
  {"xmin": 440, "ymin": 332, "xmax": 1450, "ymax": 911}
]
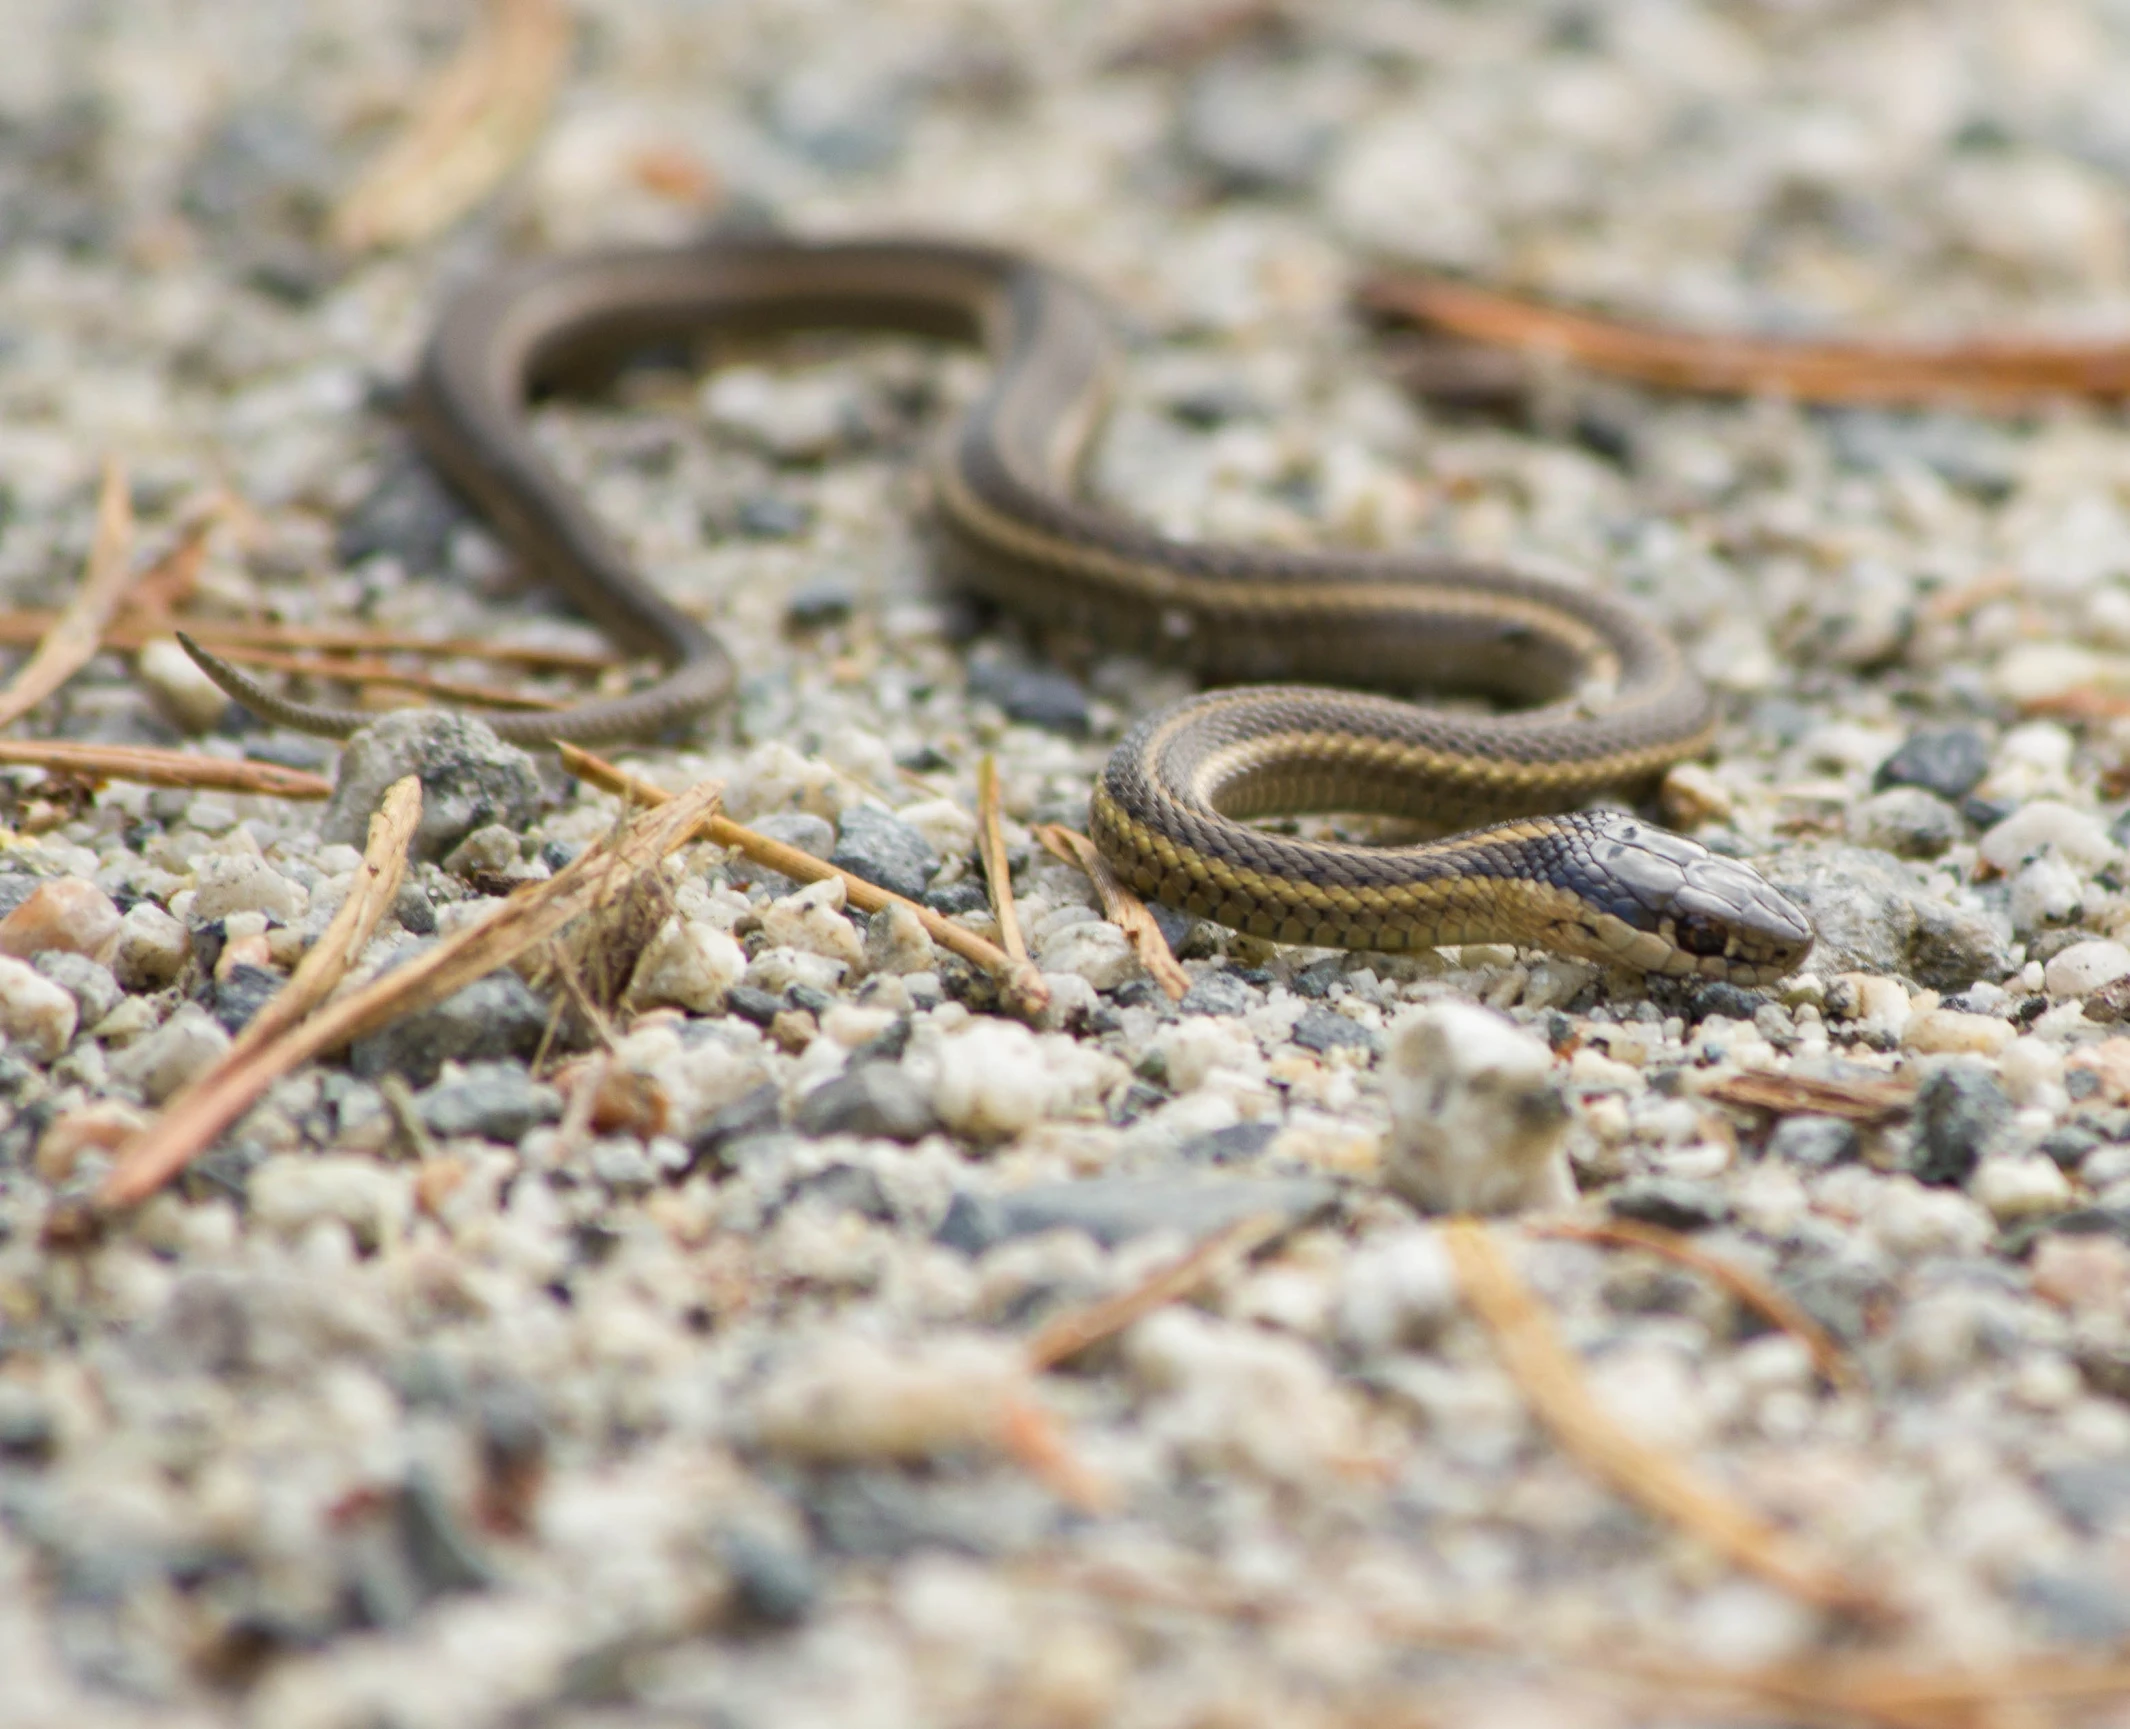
[{"xmin": 183, "ymin": 236, "xmax": 1813, "ymax": 983}]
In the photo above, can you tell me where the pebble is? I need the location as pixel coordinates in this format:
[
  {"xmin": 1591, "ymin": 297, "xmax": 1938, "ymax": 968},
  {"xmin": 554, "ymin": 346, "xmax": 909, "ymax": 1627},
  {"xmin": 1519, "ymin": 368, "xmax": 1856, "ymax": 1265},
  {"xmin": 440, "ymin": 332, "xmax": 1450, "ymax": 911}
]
[
  {"xmin": 929, "ymin": 1019, "xmax": 1119, "ymax": 1141},
  {"xmin": 347, "ymin": 969, "xmax": 550, "ymax": 1088},
  {"xmin": 1290, "ymin": 1006, "xmax": 1382, "ymax": 1058},
  {"xmin": 1875, "ymin": 727, "xmax": 1992, "ymax": 801},
  {"xmin": 1658, "ymin": 761, "xmax": 1734, "ymax": 828},
  {"xmin": 1849, "ymin": 787, "xmax": 1960, "ymax": 859},
  {"xmin": 627, "ymin": 917, "xmax": 745, "ymax": 1013},
  {"xmin": 750, "ymin": 810, "xmax": 836, "ymax": 860},
  {"xmin": 0, "ymin": 877, "xmax": 120, "ymax": 963},
  {"xmin": 1902, "ymin": 1009, "xmax": 2018, "ymax": 1057},
  {"xmin": 760, "ymin": 877, "xmax": 867, "ymax": 969},
  {"xmin": 966, "ymin": 662, "xmax": 1091, "ymax": 734},
  {"xmin": 319, "ymin": 714, "xmax": 542, "ymax": 862},
  {"xmin": 1980, "ymin": 802, "xmax": 2120, "ymax": 875},
  {"xmin": 749, "ymin": 1333, "xmax": 1024, "ymax": 1463},
  {"xmin": 31, "ymin": 952, "xmax": 121, "ymax": 1029},
  {"xmin": 1608, "ymin": 1177, "xmax": 1730, "ymax": 1231},
  {"xmin": 1767, "ymin": 1114, "xmax": 1860, "ymax": 1168},
  {"xmin": 1180, "ymin": 971, "xmax": 1256, "ymax": 1017},
  {"xmin": 1332, "ymin": 1228, "xmax": 1459, "ymax": 1356},
  {"xmin": 828, "ymin": 805, "xmax": 939, "ymax": 902},
  {"xmin": 135, "ymin": 636, "xmax": 236, "ymax": 731},
  {"xmin": 418, "ymin": 1063, "xmax": 563, "ymax": 1143},
  {"xmin": 793, "ymin": 1064, "xmax": 940, "ymax": 1143},
  {"xmin": 934, "ymin": 1174, "xmax": 1336, "ymax": 1255},
  {"xmin": 210, "ymin": 962, "xmax": 281, "ymax": 1034},
  {"xmin": 1764, "ymin": 844, "xmax": 2007, "ymax": 988},
  {"xmin": 2009, "ymin": 853, "xmax": 2085, "ymax": 937},
  {"xmin": 2047, "ymin": 941, "xmax": 2130, "ymax": 999},
  {"xmin": 1910, "ymin": 1062, "xmax": 2013, "ymax": 1186},
  {"xmin": 863, "ymin": 903, "xmax": 937, "ymax": 976},
  {"xmin": 1035, "ymin": 919, "xmax": 1138, "ymax": 990},
  {"xmin": 190, "ymin": 853, "xmax": 307, "ymax": 922},
  {"xmin": 110, "ymin": 901, "xmax": 190, "ymax": 990},
  {"xmin": 442, "ymin": 824, "xmax": 534, "ymax": 883},
  {"xmin": 1381, "ymin": 1003, "xmax": 1573, "ymax": 1215},
  {"xmin": 109, "ymin": 1002, "xmax": 229, "ymax": 1101},
  {"xmin": 1178, "ymin": 57, "xmax": 1331, "ymax": 193},
  {"xmin": 1971, "ymin": 1155, "xmax": 2074, "ymax": 1223},
  {"xmin": 0, "ymin": 953, "xmax": 76, "ymax": 1061},
  {"xmin": 248, "ymin": 1153, "xmax": 412, "ymax": 1251}
]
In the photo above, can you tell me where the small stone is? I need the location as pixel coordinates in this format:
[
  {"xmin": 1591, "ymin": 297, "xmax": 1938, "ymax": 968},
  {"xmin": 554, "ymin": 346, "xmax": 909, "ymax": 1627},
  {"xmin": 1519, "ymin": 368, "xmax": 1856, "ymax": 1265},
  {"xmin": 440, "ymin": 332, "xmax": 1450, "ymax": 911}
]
[
  {"xmin": 735, "ymin": 494, "xmax": 813, "ymax": 539},
  {"xmin": 760, "ymin": 877, "xmax": 866, "ymax": 969},
  {"xmin": 784, "ymin": 577, "xmax": 855, "ymax": 628},
  {"xmin": 1763, "ymin": 844, "xmax": 2006, "ymax": 988},
  {"xmin": 1332, "ymin": 1227, "xmax": 1458, "ymax": 1356},
  {"xmin": 794, "ymin": 1065, "xmax": 939, "ymax": 1143},
  {"xmin": 719, "ymin": 1529, "xmax": 818, "ymax": 1627},
  {"xmin": 250, "ymin": 1153, "xmax": 412, "ymax": 1251},
  {"xmin": 1875, "ymin": 728, "xmax": 1991, "ymax": 801},
  {"xmin": 2049, "ymin": 940, "xmax": 2130, "ymax": 998},
  {"xmin": 627, "ymin": 918, "xmax": 745, "ymax": 1014},
  {"xmin": 320, "ymin": 714, "xmax": 542, "ymax": 863},
  {"xmin": 393, "ymin": 883, "xmax": 437, "ymax": 936},
  {"xmin": 1980, "ymin": 801, "xmax": 2120, "ymax": 875},
  {"xmin": 1767, "ymin": 1114, "xmax": 1860, "ymax": 1168},
  {"xmin": 1382, "ymin": 1003, "xmax": 1573, "ymax": 1215},
  {"xmin": 1972, "ymin": 1154, "xmax": 2073, "ymax": 1223},
  {"xmin": 441, "ymin": 824, "xmax": 530, "ymax": 883},
  {"xmin": 32, "ymin": 951, "xmax": 121, "ymax": 1029},
  {"xmin": 1290, "ymin": 1006, "xmax": 1381, "ymax": 1057},
  {"xmin": 109, "ymin": 1002, "xmax": 230, "ymax": 1101},
  {"xmin": 1035, "ymin": 919, "xmax": 1137, "ymax": 991},
  {"xmin": 1180, "ymin": 971, "xmax": 1256, "ymax": 1017},
  {"xmin": 1690, "ymin": 981, "xmax": 1764, "ymax": 1023},
  {"xmin": 1849, "ymin": 787, "xmax": 1960, "ymax": 859},
  {"xmin": 36, "ymin": 1099, "xmax": 149, "ymax": 1183},
  {"xmin": 934, "ymin": 1174, "xmax": 1337, "ymax": 1255},
  {"xmin": 0, "ymin": 877, "xmax": 120, "ymax": 963},
  {"xmin": 0, "ymin": 1385, "xmax": 55, "ymax": 1464},
  {"xmin": 0, "ymin": 954, "xmax": 77, "ymax": 1061},
  {"xmin": 2032, "ymin": 1234, "xmax": 2130, "ymax": 1316},
  {"xmin": 703, "ymin": 364, "xmax": 864, "ymax": 461},
  {"xmin": 967, "ymin": 662, "xmax": 1090, "ymax": 734},
  {"xmin": 724, "ymin": 984, "xmax": 783, "ymax": 1028},
  {"xmin": 923, "ymin": 881, "xmax": 990, "ymax": 918},
  {"xmin": 864, "ymin": 903, "xmax": 937, "ymax": 977},
  {"xmin": 348, "ymin": 967, "xmax": 549, "ymax": 1089},
  {"xmin": 1658, "ymin": 760, "xmax": 1733, "ymax": 828},
  {"xmin": 827, "ymin": 805, "xmax": 939, "ymax": 903},
  {"xmin": 749, "ymin": 1333, "xmax": 1023, "ymax": 1464},
  {"xmin": 682, "ymin": 1081, "xmax": 782, "ymax": 1173},
  {"xmin": 211, "ymin": 962, "xmax": 282, "ymax": 1035},
  {"xmin": 1910, "ymin": 1062, "xmax": 2011, "ymax": 1186},
  {"xmin": 1901, "ymin": 1009, "xmax": 2018, "ymax": 1056},
  {"xmin": 750, "ymin": 811, "xmax": 836, "ymax": 860},
  {"xmin": 135, "ymin": 637, "xmax": 236, "ymax": 732},
  {"xmin": 189, "ymin": 853, "xmax": 307, "ymax": 923},
  {"xmin": 1608, "ymin": 1177, "xmax": 1729, "ymax": 1231},
  {"xmin": 1178, "ymin": 56, "xmax": 1330, "ymax": 192},
  {"xmin": 2010, "ymin": 854, "xmax": 2085, "ymax": 936},
  {"xmin": 418, "ymin": 1063, "xmax": 562, "ymax": 1142}
]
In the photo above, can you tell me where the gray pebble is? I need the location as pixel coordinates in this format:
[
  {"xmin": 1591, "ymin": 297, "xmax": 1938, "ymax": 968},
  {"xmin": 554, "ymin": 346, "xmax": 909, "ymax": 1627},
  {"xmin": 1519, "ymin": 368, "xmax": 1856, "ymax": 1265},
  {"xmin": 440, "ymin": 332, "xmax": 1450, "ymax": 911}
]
[
  {"xmin": 793, "ymin": 1064, "xmax": 939, "ymax": 1143},
  {"xmin": 32, "ymin": 951, "xmax": 121, "ymax": 1029},
  {"xmin": 785, "ymin": 577, "xmax": 856, "ymax": 628},
  {"xmin": 967, "ymin": 662, "xmax": 1090, "ymax": 734},
  {"xmin": 1874, "ymin": 727, "xmax": 1992, "ymax": 801},
  {"xmin": 417, "ymin": 1063, "xmax": 562, "ymax": 1143},
  {"xmin": 1849, "ymin": 786, "xmax": 1961, "ymax": 859},
  {"xmin": 751, "ymin": 811, "xmax": 836, "ymax": 860},
  {"xmin": 1606, "ymin": 1176, "xmax": 1730, "ymax": 1231},
  {"xmin": 1763, "ymin": 843, "xmax": 2008, "ymax": 988},
  {"xmin": 321, "ymin": 713, "xmax": 542, "ymax": 864},
  {"xmin": 1767, "ymin": 1114, "xmax": 1861, "ymax": 1169},
  {"xmin": 348, "ymin": 968, "xmax": 550, "ymax": 1088},
  {"xmin": 828, "ymin": 805, "xmax": 938, "ymax": 902},
  {"xmin": 211, "ymin": 963, "xmax": 283, "ymax": 1035},
  {"xmin": 934, "ymin": 1174, "xmax": 1336, "ymax": 1255},
  {"xmin": 1910, "ymin": 1061, "xmax": 2012, "ymax": 1187},
  {"xmin": 1290, "ymin": 1005, "xmax": 1381, "ymax": 1056},
  {"xmin": 1180, "ymin": 971, "xmax": 1257, "ymax": 1017},
  {"xmin": 1179, "ymin": 57, "xmax": 1331, "ymax": 193},
  {"xmin": 719, "ymin": 1528, "xmax": 818, "ymax": 1626}
]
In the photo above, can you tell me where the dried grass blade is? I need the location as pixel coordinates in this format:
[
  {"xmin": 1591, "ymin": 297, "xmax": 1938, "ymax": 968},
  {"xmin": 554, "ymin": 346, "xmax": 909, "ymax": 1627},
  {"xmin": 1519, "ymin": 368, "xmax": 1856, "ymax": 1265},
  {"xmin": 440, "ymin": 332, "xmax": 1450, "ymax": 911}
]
[
  {"xmin": 1442, "ymin": 1220, "xmax": 1893, "ymax": 1623},
  {"xmin": 0, "ymin": 458, "xmax": 138, "ymax": 732},
  {"xmin": 1702, "ymin": 1070, "xmax": 1916, "ymax": 1127},
  {"xmin": 1537, "ymin": 1218, "xmax": 1863, "ymax": 1395},
  {"xmin": 330, "ymin": 0, "xmax": 570, "ymax": 253},
  {"xmin": 0, "ymin": 740, "xmax": 332, "ymax": 798},
  {"xmin": 0, "ymin": 611, "xmax": 622, "ymax": 671},
  {"xmin": 976, "ymin": 753, "xmax": 1028, "ymax": 965},
  {"xmin": 1033, "ymin": 822, "xmax": 1189, "ymax": 1001},
  {"xmin": 557, "ymin": 744, "xmax": 1050, "ymax": 1018},
  {"xmin": 98, "ymin": 777, "xmax": 721, "ymax": 1209},
  {"xmin": 1026, "ymin": 1212, "xmax": 1286, "ymax": 1371}
]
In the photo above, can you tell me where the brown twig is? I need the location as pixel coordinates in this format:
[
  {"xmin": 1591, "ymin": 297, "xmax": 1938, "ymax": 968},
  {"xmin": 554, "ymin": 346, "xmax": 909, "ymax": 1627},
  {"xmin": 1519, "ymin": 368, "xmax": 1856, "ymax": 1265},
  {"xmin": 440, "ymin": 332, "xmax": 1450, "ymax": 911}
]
[
  {"xmin": 331, "ymin": 0, "xmax": 571, "ymax": 253},
  {"xmin": 0, "ymin": 458, "xmax": 139, "ymax": 732},
  {"xmin": 975, "ymin": 753, "xmax": 1028, "ymax": 967},
  {"xmin": 0, "ymin": 739, "xmax": 332, "ymax": 799},
  {"xmin": 1701, "ymin": 1070, "xmax": 1916, "ymax": 1127},
  {"xmin": 97, "ymin": 777, "xmax": 722, "ymax": 1209},
  {"xmin": 1359, "ymin": 269, "xmax": 2130, "ymax": 406},
  {"xmin": 0, "ymin": 610, "xmax": 621, "ymax": 671},
  {"xmin": 996, "ymin": 1393, "xmax": 1115, "ymax": 1514},
  {"xmin": 557, "ymin": 744, "xmax": 1051, "ymax": 1018},
  {"xmin": 1025, "ymin": 1212, "xmax": 1287, "ymax": 1371},
  {"xmin": 1442, "ymin": 1221, "xmax": 1894, "ymax": 1625},
  {"xmin": 1536, "ymin": 1218, "xmax": 1863, "ymax": 1396},
  {"xmin": 1033, "ymin": 822, "xmax": 1189, "ymax": 1002}
]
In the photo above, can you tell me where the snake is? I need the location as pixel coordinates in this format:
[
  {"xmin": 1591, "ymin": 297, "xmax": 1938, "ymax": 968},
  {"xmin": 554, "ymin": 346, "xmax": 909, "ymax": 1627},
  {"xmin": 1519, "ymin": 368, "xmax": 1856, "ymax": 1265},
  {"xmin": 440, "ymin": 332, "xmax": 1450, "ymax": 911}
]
[{"xmin": 180, "ymin": 235, "xmax": 1814, "ymax": 984}]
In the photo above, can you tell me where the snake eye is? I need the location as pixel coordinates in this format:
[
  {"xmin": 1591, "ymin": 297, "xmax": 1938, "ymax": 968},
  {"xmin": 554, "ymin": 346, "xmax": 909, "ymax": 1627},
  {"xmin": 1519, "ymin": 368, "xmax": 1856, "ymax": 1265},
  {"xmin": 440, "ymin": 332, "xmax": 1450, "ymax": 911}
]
[{"xmin": 1675, "ymin": 911, "xmax": 1732, "ymax": 958}]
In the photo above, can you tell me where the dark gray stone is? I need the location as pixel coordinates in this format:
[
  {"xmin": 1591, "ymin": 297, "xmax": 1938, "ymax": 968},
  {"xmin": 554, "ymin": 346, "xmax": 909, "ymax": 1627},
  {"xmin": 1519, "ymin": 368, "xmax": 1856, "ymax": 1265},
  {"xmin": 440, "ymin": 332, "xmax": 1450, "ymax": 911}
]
[
  {"xmin": 210, "ymin": 963, "xmax": 282, "ymax": 1036},
  {"xmin": 348, "ymin": 968, "xmax": 549, "ymax": 1088},
  {"xmin": 736, "ymin": 494, "xmax": 813, "ymax": 538},
  {"xmin": 934, "ymin": 1174, "xmax": 1337, "ymax": 1255},
  {"xmin": 828, "ymin": 805, "xmax": 938, "ymax": 902},
  {"xmin": 784, "ymin": 577, "xmax": 855, "ymax": 628},
  {"xmin": 1606, "ymin": 1177, "xmax": 1729, "ymax": 1232},
  {"xmin": 725, "ymin": 986, "xmax": 784, "ymax": 1028},
  {"xmin": 1689, "ymin": 981, "xmax": 1765, "ymax": 1023},
  {"xmin": 393, "ymin": 883, "xmax": 436, "ymax": 936},
  {"xmin": 967, "ymin": 663, "xmax": 1090, "ymax": 734},
  {"xmin": 2041, "ymin": 1124, "xmax": 2103, "ymax": 1170},
  {"xmin": 719, "ymin": 1528, "xmax": 818, "ymax": 1626},
  {"xmin": 1178, "ymin": 1120, "xmax": 1280, "ymax": 1165},
  {"xmin": 750, "ymin": 811, "xmax": 836, "ymax": 859},
  {"xmin": 793, "ymin": 1065, "xmax": 938, "ymax": 1143},
  {"xmin": 782, "ymin": 1162, "xmax": 894, "ymax": 1222},
  {"xmin": 922, "ymin": 880, "xmax": 989, "ymax": 918},
  {"xmin": 0, "ymin": 1384, "xmax": 55, "ymax": 1463},
  {"xmin": 1874, "ymin": 728, "xmax": 1991, "ymax": 802},
  {"xmin": 1910, "ymin": 1061, "xmax": 2011, "ymax": 1186},
  {"xmin": 1290, "ymin": 1006, "xmax": 1381, "ymax": 1057},
  {"xmin": 1762, "ymin": 843, "xmax": 2009, "ymax": 988},
  {"xmin": 336, "ymin": 451, "xmax": 467, "ymax": 576},
  {"xmin": 1766, "ymin": 1114, "xmax": 1860, "ymax": 1169},
  {"xmin": 682, "ymin": 1082, "xmax": 782, "ymax": 1176},
  {"xmin": 417, "ymin": 1063, "xmax": 562, "ymax": 1143},
  {"xmin": 1180, "ymin": 971, "xmax": 1256, "ymax": 1017},
  {"xmin": 320, "ymin": 713, "xmax": 542, "ymax": 864},
  {"xmin": 32, "ymin": 951, "xmax": 120, "ymax": 1029},
  {"xmin": 396, "ymin": 1467, "xmax": 493, "ymax": 1599}
]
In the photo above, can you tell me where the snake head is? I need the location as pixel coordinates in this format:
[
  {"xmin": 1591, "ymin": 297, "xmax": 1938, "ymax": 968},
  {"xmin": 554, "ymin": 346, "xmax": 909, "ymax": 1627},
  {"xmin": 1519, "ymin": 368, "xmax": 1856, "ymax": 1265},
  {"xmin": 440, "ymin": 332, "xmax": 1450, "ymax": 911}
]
[{"xmin": 1566, "ymin": 812, "xmax": 1815, "ymax": 984}]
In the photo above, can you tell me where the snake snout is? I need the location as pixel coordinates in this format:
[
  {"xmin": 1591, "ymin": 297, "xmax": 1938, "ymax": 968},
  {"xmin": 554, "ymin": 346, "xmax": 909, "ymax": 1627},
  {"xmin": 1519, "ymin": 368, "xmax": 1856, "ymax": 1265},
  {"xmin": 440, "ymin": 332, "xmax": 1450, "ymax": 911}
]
[{"xmin": 1676, "ymin": 856, "xmax": 1816, "ymax": 980}]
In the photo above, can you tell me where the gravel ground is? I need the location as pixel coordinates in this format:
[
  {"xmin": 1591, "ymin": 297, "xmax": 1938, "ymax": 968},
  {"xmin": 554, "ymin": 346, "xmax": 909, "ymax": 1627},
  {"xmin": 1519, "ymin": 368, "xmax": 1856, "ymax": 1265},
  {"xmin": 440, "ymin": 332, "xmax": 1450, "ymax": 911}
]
[{"xmin": 14, "ymin": 3, "xmax": 2130, "ymax": 1725}]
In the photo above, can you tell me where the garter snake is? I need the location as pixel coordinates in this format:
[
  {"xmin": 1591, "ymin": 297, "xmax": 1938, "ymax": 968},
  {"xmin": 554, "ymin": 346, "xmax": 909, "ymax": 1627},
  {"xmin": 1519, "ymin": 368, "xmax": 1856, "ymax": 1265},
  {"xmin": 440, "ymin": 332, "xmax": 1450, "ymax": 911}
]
[{"xmin": 182, "ymin": 236, "xmax": 1813, "ymax": 982}]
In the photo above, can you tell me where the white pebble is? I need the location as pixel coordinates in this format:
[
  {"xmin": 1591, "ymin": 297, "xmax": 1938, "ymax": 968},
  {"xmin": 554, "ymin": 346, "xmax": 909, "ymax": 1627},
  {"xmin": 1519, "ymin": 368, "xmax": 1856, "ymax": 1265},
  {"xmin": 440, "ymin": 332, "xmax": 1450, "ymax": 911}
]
[
  {"xmin": 2045, "ymin": 939, "xmax": 2130, "ymax": 998},
  {"xmin": 1333, "ymin": 1228, "xmax": 1459, "ymax": 1357},
  {"xmin": 626, "ymin": 917, "xmax": 744, "ymax": 1013},
  {"xmin": 1979, "ymin": 800, "xmax": 2118, "ymax": 874},
  {"xmin": 890, "ymin": 798, "xmax": 979, "ymax": 860},
  {"xmin": 1901, "ymin": 1010, "xmax": 2016, "ymax": 1057},
  {"xmin": 749, "ymin": 1332, "xmax": 1023, "ymax": 1462},
  {"xmin": 1035, "ymin": 919, "xmax": 1139, "ymax": 991},
  {"xmin": 249, "ymin": 1154, "xmax": 413, "ymax": 1251},
  {"xmin": 1381, "ymin": 1003, "xmax": 1573, "ymax": 1215},
  {"xmin": 0, "ymin": 955, "xmax": 76, "ymax": 1061},
  {"xmin": 113, "ymin": 902, "xmax": 190, "ymax": 990},
  {"xmin": 1970, "ymin": 1154, "xmax": 2072, "ymax": 1223},
  {"xmin": 760, "ymin": 877, "xmax": 866, "ymax": 969},
  {"xmin": 2008, "ymin": 853, "xmax": 2085, "ymax": 936},
  {"xmin": 865, "ymin": 901, "xmax": 937, "ymax": 976},
  {"xmin": 929, "ymin": 1019, "xmax": 1121, "ymax": 1141},
  {"xmin": 189, "ymin": 854, "xmax": 307, "ymax": 923}
]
